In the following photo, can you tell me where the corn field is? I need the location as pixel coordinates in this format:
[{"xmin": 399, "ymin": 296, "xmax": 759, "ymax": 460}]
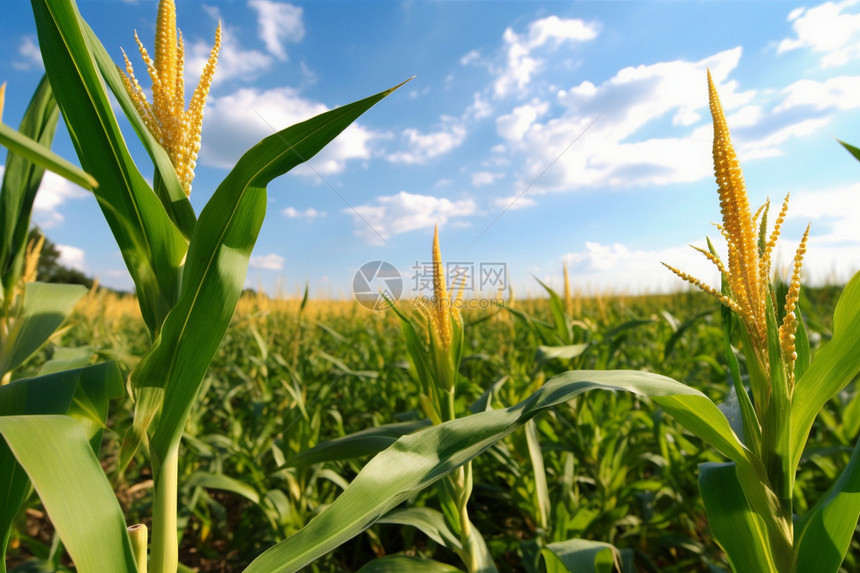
[{"xmin": 2, "ymin": 1, "xmax": 860, "ymax": 573}]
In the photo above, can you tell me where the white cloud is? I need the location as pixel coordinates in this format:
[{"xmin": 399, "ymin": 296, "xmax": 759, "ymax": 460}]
[
  {"xmin": 492, "ymin": 193, "xmax": 535, "ymax": 210},
  {"xmin": 493, "ymin": 48, "xmax": 833, "ymax": 194},
  {"xmin": 248, "ymin": 0, "xmax": 304, "ymax": 60},
  {"xmin": 776, "ymin": 75, "xmax": 860, "ymax": 112},
  {"xmin": 460, "ymin": 50, "xmax": 481, "ymax": 66},
  {"xmin": 472, "ymin": 171, "xmax": 503, "ymax": 187},
  {"xmin": 56, "ymin": 244, "xmax": 86, "ymax": 272},
  {"xmin": 386, "ymin": 122, "xmax": 467, "ymax": 164},
  {"xmin": 494, "ymin": 16, "xmax": 598, "ymax": 98},
  {"xmin": 185, "ymin": 19, "xmax": 272, "ymax": 85},
  {"xmin": 283, "ymin": 206, "xmax": 323, "ymax": 218},
  {"xmin": 496, "ymin": 99, "xmax": 550, "ymax": 140},
  {"xmin": 201, "ymin": 87, "xmax": 377, "ymax": 174},
  {"xmin": 30, "ymin": 171, "xmax": 91, "ymax": 228},
  {"xmin": 778, "ymin": 0, "xmax": 860, "ymax": 67},
  {"xmin": 562, "ymin": 241, "xmax": 722, "ymax": 293},
  {"xmin": 13, "ymin": 36, "xmax": 43, "ymax": 71},
  {"xmin": 249, "ymin": 253, "xmax": 285, "ymax": 271},
  {"xmin": 347, "ymin": 191, "xmax": 477, "ymax": 244},
  {"xmin": 496, "ymin": 49, "xmax": 747, "ymax": 193}
]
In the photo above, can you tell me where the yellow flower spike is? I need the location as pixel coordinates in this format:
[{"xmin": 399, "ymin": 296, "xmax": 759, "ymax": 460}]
[
  {"xmin": 708, "ymin": 69, "xmax": 765, "ymax": 343},
  {"xmin": 780, "ymin": 223, "xmax": 810, "ymax": 386},
  {"xmin": 431, "ymin": 225, "xmax": 452, "ymax": 350},
  {"xmin": 662, "ymin": 262, "xmax": 743, "ymax": 316},
  {"xmin": 0, "ymin": 82, "xmax": 6, "ymax": 123},
  {"xmin": 563, "ymin": 261, "xmax": 572, "ymax": 317},
  {"xmin": 690, "ymin": 244, "xmax": 727, "ymax": 275},
  {"xmin": 120, "ymin": 0, "xmax": 221, "ymax": 196}
]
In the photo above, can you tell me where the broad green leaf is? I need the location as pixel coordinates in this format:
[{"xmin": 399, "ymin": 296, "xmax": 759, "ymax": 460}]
[
  {"xmin": 129, "ymin": 81, "xmax": 407, "ymax": 470},
  {"xmin": 791, "ymin": 269, "xmax": 860, "ymax": 473},
  {"xmin": 378, "ymin": 507, "xmax": 461, "ymax": 550},
  {"xmin": 282, "ymin": 419, "xmax": 431, "ymax": 468},
  {"xmin": 378, "ymin": 507, "xmax": 496, "ymax": 572},
  {"xmin": 32, "ymin": 0, "xmax": 187, "ymax": 334},
  {"xmin": 37, "ymin": 345, "xmax": 93, "ymax": 375},
  {"xmin": 541, "ymin": 539, "xmax": 618, "ymax": 573},
  {"xmin": 186, "ymin": 471, "xmax": 260, "ymax": 505},
  {"xmin": 699, "ymin": 462, "xmax": 776, "ymax": 573},
  {"xmin": 536, "ymin": 344, "xmax": 589, "ymax": 364},
  {"xmin": 0, "ymin": 75, "xmax": 61, "ymax": 301},
  {"xmin": 524, "ymin": 419, "xmax": 550, "ymax": 530},
  {"xmin": 80, "ymin": 20, "xmax": 195, "ymax": 239},
  {"xmin": 0, "ymin": 282, "xmax": 87, "ymax": 377},
  {"xmin": 356, "ymin": 556, "xmax": 462, "ymax": 573},
  {"xmin": 0, "ymin": 363, "xmax": 123, "ymax": 562},
  {"xmin": 794, "ymin": 432, "xmax": 860, "ymax": 573},
  {"xmin": 0, "ymin": 416, "xmax": 137, "ymax": 573},
  {"xmin": 241, "ymin": 370, "xmax": 747, "ymax": 573},
  {"xmin": 0, "ymin": 121, "xmax": 96, "ymax": 191}
]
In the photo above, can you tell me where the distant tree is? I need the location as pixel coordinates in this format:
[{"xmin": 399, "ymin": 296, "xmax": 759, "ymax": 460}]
[{"xmin": 27, "ymin": 227, "xmax": 94, "ymax": 288}]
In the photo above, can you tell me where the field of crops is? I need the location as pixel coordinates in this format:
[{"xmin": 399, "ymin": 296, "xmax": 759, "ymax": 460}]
[
  {"xmin": 5, "ymin": 1, "xmax": 860, "ymax": 572},
  {"xmin": 5, "ymin": 282, "xmax": 857, "ymax": 572}
]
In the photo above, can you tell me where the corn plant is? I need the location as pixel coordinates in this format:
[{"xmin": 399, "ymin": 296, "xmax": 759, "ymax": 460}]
[{"xmin": 0, "ymin": 0, "xmax": 400, "ymax": 571}]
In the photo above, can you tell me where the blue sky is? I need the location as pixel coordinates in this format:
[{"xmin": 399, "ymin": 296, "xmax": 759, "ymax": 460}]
[{"xmin": 4, "ymin": 0, "xmax": 860, "ymax": 299}]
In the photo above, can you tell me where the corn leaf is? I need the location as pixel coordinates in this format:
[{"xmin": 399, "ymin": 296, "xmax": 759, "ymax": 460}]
[
  {"xmin": 127, "ymin": 81, "xmax": 407, "ymax": 470},
  {"xmin": 0, "ymin": 75, "xmax": 62, "ymax": 301},
  {"xmin": 0, "ymin": 282, "xmax": 87, "ymax": 377},
  {"xmin": 378, "ymin": 507, "xmax": 496, "ymax": 572},
  {"xmin": 0, "ymin": 363, "xmax": 123, "ymax": 566},
  {"xmin": 0, "ymin": 415, "xmax": 137, "ymax": 573},
  {"xmin": 31, "ymin": 0, "xmax": 187, "ymax": 335},
  {"xmin": 699, "ymin": 462, "xmax": 776, "ymax": 573},
  {"xmin": 0, "ymin": 121, "xmax": 96, "ymax": 192},
  {"xmin": 356, "ymin": 556, "xmax": 463, "ymax": 573},
  {"xmin": 241, "ymin": 370, "xmax": 748, "ymax": 573},
  {"xmin": 791, "ymin": 269, "xmax": 860, "ymax": 473},
  {"xmin": 281, "ymin": 419, "xmax": 432, "ymax": 468},
  {"xmin": 541, "ymin": 539, "xmax": 618, "ymax": 573},
  {"xmin": 794, "ymin": 432, "xmax": 860, "ymax": 573},
  {"xmin": 838, "ymin": 139, "xmax": 860, "ymax": 163}
]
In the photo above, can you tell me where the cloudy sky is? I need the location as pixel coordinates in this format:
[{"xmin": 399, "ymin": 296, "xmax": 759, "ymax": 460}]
[{"xmin": 3, "ymin": 0, "xmax": 860, "ymax": 299}]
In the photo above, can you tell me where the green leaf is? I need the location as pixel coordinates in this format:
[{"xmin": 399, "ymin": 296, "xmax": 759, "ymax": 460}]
[
  {"xmin": 127, "ymin": 80, "xmax": 407, "ymax": 470},
  {"xmin": 0, "ymin": 415, "xmax": 137, "ymax": 573},
  {"xmin": 356, "ymin": 556, "xmax": 462, "ymax": 573},
  {"xmin": 0, "ymin": 75, "xmax": 61, "ymax": 301},
  {"xmin": 838, "ymin": 139, "xmax": 860, "ymax": 163},
  {"xmin": 378, "ymin": 507, "xmax": 496, "ymax": 572},
  {"xmin": 0, "ymin": 282, "xmax": 87, "ymax": 377},
  {"xmin": 241, "ymin": 370, "xmax": 747, "ymax": 573},
  {"xmin": 794, "ymin": 432, "xmax": 860, "ymax": 573},
  {"xmin": 281, "ymin": 419, "xmax": 431, "ymax": 468},
  {"xmin": 186, "ymin": 471, "xmax": 260, "ymax": 505},
  {"xmin": 0, "ymin": 121, "xmax": 96, "ymax": 191},
  {"xmin": 32, "ymin": 0, "xmax": 188, "ymax": 335},
  {"xmin": 378, "ymin": 507, "xmax": 461, "ymax": 550},
  {"xmin": 536, "ymin": 344, "xmax": 589, "ymax": 364},
  {"xmin": 699, "ymin": 462, "xmax": 776, "ymax": 573},
  {"xmin": 791, "ymin": 269, "xmax": 860, "ymax": 473},
  {"xmin": 0, "ymin": 363, "xmax": 123, "ymax": 562},
  {"xmin": 541, "ymin": 539, "xmax": 618, "ymax": 573}
]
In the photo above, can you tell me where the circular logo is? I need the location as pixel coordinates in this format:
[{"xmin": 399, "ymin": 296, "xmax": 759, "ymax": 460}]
[{"xmin": 353, "ymin": 260, "xmax": 402, "ymax": 310}]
